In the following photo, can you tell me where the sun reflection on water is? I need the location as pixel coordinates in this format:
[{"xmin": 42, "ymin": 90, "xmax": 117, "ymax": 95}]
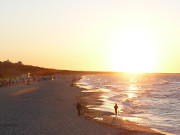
[
  {"xmin": 122, "ymin": 116, "xmax": 143, "ymax": 123},
  {"xmin": 125, "ymin": 84, "xmax": 138, "ymax": 99}
]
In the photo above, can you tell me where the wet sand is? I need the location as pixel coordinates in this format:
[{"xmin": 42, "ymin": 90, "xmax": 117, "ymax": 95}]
[
  {"xmin": 0, "ymin": 77, "xmax": 122, "ymax": 135},
  {"xmin": 0, "ymin": 76, "xmax": 164, "ymax": 135}
]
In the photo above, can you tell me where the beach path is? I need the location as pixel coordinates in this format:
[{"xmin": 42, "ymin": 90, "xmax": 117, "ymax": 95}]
[{"xmin": 0, "ymin": 78, "xmax": 122, "ymax": 135}]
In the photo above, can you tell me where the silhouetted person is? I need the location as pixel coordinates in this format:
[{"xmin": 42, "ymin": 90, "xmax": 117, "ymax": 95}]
[
  {"xmin": 114, "ymin": 103, "xmax": 118, "ymax": 115},
  {"xmin": 76, "ymin": 102, "xmax": 82, "ymax": 116}
]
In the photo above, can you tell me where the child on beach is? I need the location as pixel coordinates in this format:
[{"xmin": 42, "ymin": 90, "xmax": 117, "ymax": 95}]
[
  {"xmin": 76, "ymin": 102, "xmax": 82, "ymax": 116},
  {"xmin": 114, "ymin": 103, "xmax": 118, "ymax": 115}
]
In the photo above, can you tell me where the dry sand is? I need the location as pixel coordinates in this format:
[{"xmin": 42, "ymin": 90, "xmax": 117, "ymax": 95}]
[{"xmin": 0, "ymin": 76, "xmax": 164, "ymax": 135}]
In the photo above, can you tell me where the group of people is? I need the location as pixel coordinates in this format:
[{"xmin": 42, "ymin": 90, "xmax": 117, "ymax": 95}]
[
  {"xmin": 76, "ymin": 102, "xmax": 119, "ymax": 116},
  {"xmin": 0, "ymin": 75, "xmax": 60, "ymax": 87},
  {"xmin": 71, "ymin": 76, "xmax": 82, "ymax": 87}
]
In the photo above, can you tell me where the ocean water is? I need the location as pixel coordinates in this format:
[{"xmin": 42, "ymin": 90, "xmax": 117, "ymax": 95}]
[{"xmin": 77, "ymin": 74, "xmax": 180, "ymax": 135}]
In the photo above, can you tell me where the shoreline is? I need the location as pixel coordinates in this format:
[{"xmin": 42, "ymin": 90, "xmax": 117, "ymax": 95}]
[
  {"xmin": 75, "ymin": 77, "xmax": 173, "ymax": 135},
  {"xmin": 0, "ymin": 75, "xmax": 173, "ymax": 135},
  {"xmin": 0, "ymin": 75, "xmax": 124, "ymax": 135}
]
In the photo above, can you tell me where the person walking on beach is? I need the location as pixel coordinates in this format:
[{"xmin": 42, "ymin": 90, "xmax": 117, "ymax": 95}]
[
  {"xmin": 114, "ymin": 103, "xmax": 118, "ymax": 115},
  {"xmin": 76, "ymin": 102, "xmax": 82, "ymax": 116}
]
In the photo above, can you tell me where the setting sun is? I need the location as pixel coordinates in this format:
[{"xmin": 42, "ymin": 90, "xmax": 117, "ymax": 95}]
[
  {"xmin": 0, "ymin": 0, "xmax": 179, "ymax": 73},
  {"xmin": 110, "ymin": 25, "xmax": 157, "ymax": 73},
  {"xmin": 0, "ymin": 1, "xmax": 179, "ymax": 134}
]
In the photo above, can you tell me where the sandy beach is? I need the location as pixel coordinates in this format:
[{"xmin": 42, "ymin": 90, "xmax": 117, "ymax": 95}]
[{"xmin": 0, "ymin": 76, "xmax": 164, "ymax": 135}]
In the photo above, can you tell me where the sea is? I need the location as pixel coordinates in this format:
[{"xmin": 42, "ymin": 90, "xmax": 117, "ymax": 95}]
[{"xmin": 76, "ymin": 73, "xmax": 180, "ymax": 135}]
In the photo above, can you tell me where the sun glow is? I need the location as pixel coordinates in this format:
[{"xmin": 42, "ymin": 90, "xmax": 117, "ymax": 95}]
[{"xmin": 110, "ymin": 25, "xmax": 157, "ymax": 73}]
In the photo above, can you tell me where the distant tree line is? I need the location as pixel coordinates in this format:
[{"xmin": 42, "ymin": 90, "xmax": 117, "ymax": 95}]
[
  {"xmin": 0, "ymin": 60, "xmax": 60, "ymax": 78},
  {"xmin": 0, "ymin": 60, "xmax": 125, "ymax": 78}
]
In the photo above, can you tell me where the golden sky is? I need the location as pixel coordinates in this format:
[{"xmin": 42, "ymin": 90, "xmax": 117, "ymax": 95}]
[{"xmin": 0, "ymin": 0, "xmax": 180, "ymax": 73}]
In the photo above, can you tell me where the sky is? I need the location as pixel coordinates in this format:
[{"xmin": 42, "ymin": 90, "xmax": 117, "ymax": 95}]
[{"xmin": 0, "ymin": 0, "xmax": 180, "ymax": 73}]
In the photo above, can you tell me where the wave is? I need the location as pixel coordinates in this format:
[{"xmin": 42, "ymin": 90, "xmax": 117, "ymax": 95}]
[{"xmin": 77, "ymin": 74, "xmax": 180, "ymax": 134}]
